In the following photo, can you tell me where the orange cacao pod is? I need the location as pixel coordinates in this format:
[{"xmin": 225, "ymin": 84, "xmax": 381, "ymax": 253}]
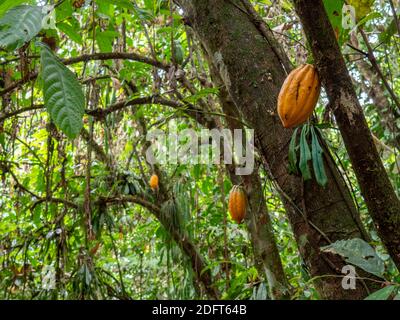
[
  {"xmin": 149, "ymin": 174, "xmax": 159, "ymax": 190},
  {"xmin": 228, "ymin": 185, "xmax": 247, "ymax": 224},
  {"xmin": 277, "ymin": 64, "xmax": 321, "ymax": 128}
]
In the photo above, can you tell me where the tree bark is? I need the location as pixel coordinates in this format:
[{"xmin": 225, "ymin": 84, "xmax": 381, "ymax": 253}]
[
  {"xmin": 293, "ymin": 0, "xmax": 400, "ymax": 269},
  {"xmin": 175, "ymin": 0, "xmax": 378, "ymax": 299}
]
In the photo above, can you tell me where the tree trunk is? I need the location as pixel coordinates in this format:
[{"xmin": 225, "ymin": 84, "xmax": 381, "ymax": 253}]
[
  {"xmin": 218, "ymin": 83, "xmax": 291, "ymax": 299},
  {"xmin": 293, "ymin": 0, "xmax": 400, "ymax": 270},
  {"xmin": 175, "ymin": 0, "xmax": 378, "ymax": 299},
  {"xmin": 179, "ymin": 67, "xmax": 291, "ymax": 299}
]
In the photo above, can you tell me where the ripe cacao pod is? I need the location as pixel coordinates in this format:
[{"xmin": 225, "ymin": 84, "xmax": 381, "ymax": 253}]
[
  {"xmin": 149, "ymin": 174, "xmax": 159, "ymax": 190},
  {"xmin": 228, "ymin": 185, "xmax": 247, "ymax": 224},
  {"xmin": 277, "ymin": 64, "xmax": 321, "ymax": 128}
]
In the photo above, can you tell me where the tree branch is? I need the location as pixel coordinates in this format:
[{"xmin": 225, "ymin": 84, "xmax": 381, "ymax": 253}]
[{"xmin": 0, "ymin": 52, "xmax": 170, "ymax": 96}]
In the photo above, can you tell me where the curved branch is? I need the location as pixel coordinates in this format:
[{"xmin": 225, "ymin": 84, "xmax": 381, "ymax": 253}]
[
  {"xmin": 0, "ymin": 105, "xmax": 43, "ymax": 122},
  {"xmin": 87, "ymin": 95, "xmax": 184, "ymax": 118}
]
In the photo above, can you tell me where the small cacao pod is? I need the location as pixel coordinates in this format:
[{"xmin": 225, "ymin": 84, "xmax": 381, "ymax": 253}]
[
  {"xmin": 149, "ymin": 174, "xmax": 159, "ymax": 190},
  {"xmin": 228, "ymin": 185, "xmax": 247, "ymax": 224},
  {"xmin": 277, "ymin": 64, "xmax": 321, "ymax": 128}
]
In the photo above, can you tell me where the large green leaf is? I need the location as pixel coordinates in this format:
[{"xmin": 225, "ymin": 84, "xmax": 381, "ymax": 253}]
[
  {"xmin": 57, "ymin": 21, "xmax": 83, "ymax": 45},
  {"xmin": 96, "ymin": 30, "xmax": 119, "ymax": 53},
  {"xmin": 0, "ymin": 5, "xmax": 44, "ymax": 50},
  {"xmin": 39, "ymin": 44, "xmax": 85, "ymax": 139},
  {"xmin": 321, "ymin": 238, "xmax": 385, "ymax": 278},
  {"xmin": 365, "ymin": 285, "xmax": 396, "ymax": 300}
]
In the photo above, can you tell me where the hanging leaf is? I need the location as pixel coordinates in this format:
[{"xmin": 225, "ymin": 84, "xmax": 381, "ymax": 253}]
[
  {"xmin": 57, "ymin": 21, "xmax": 83, "ymax": 45},
  {"xmin": 310, "ymin": 127, "xmax": 327, "ymax": 187},
  {"xmin": 364, "ymin": 285, "xmax": 396, "ymax": 300},
  {"xmin": 173, "ymin": 40, "xmax": 184, "ymax": 65},
  {"xmin": 321, "ymin": 238, "xmax": 385, "ymax": 278},
  {"xmin": 96, "ymin": 30, "xmax": 119, "ymax": 53},
  {"xmin": 299, "ymin": 124, "xmax": 312, "ymax": 180},
  {"xmin": 288, "ymin": 127, "xmax": 299, "ymax": 174},
  {"xmin": 39, "ymin": 43, "xmax": 85, "ymax": 139},
  {"xmin": 0, "ymin": 5, "xmax": 45, "ymax": 50}
]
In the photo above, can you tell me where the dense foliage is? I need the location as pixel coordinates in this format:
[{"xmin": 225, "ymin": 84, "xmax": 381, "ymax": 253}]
[{"xmin": 0, "ymin": 0, "xmax": 399, "ymax": 300}]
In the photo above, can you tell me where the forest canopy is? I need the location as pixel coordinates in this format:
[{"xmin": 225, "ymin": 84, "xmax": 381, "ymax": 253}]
[{"xmin": 0, "ymin": 0, "xmax": 399, "ymax": 301}]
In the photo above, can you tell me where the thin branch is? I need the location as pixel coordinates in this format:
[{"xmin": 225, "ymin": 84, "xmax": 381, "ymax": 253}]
[{"xmin": 0, "ymin": 52, "xmax": 170, "ymax": 96}]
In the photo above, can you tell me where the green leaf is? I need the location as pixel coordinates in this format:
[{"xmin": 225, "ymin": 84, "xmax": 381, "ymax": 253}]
[
  {"xmin": 288, "ymin": 127, "xmax": 299, "ymax": 174},
  {"xmin": 132, "ymin": 5, "xmax": 154, "ymax": 22},
  {"xmin": 321, "ymin": 238, "xmax": 385, "ymax": 278},
  {"xmin": 310, "ymin": 127, "xmax": 327, "ymax": 187},
  {"xmin": 39, "ymin": 44, "xmax": 85, "ymax": 139},
  {"xmin": 99, "ymin": 0, "xmax": 135, "ymax": 10},
  {"xmin": 356, "ymin": 11, "xmax": 381, "ymax": 27},
  {"xmin": 0, "ymin": 0, "xmax": 28, "ymax": 19},
  {"xmin": 0, "ymin": 5, "xmax": 45, "ymax": 50},
  {"xmin": 0, "ymin": 132, "xmax": 5, "ymax": 149},
  {"xmin": 299, "ymin": 124, "xmax": 312, "ymax": 180},
  {"xmin": 57, "ymin": 21, "xmax": 83, "ymax": 45},
  {"xmin": 365, "ymin": 285, "xmax": 396, "ymax": 300},
  {"xmin": 84, "ymin": 264, "xmax": 92, "ymax": 286},
  {"xmin": 322, "ymin": 0, "xmax": 344, "ymax": 39},
  {"xmin": 96, "ymin": 30, "xmax": 119, "ymax": 53}
]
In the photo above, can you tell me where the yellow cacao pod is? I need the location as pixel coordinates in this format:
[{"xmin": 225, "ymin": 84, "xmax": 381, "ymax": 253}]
[
  {"xmin": 277, "ymin": 64, "xmax": 321, "ymax": 128},
  {"xmin": 228, "ymin": 185, "xmax": 247, "ymax": 224},
  {"xmin": 149, "ymin": 174, "xmax": 159, "ymax": 190}
]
